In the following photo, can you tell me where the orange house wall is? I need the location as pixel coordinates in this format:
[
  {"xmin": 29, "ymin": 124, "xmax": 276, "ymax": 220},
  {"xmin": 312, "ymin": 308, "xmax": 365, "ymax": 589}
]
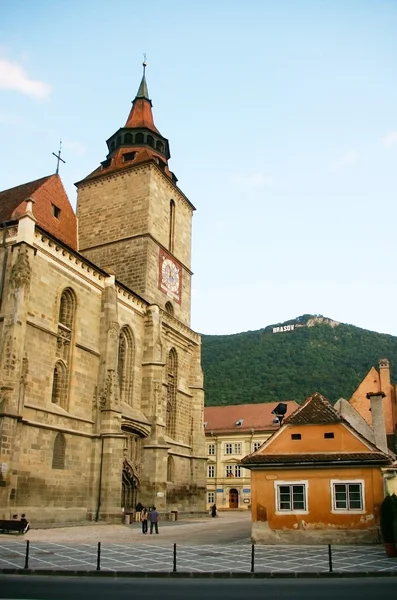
[
  {"xmin": 263, "ymin": 423, "xmax": 372, "ymax": 454},
  {"xmin": 251, "ymin": 466, "xmax": 384, "ymax": 531}
]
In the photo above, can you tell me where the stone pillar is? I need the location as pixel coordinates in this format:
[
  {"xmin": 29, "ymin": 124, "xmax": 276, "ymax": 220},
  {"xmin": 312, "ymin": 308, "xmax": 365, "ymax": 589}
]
[
  {"xmin": 188, "ymin": 341, "xmax": 207, "ymax": 511},
  {"xmin": 0, "ymin": 204, "xmax": 35, "ymax": 516},
  {"xmin": 140, "ymin": 305, "xmax": 169, "ymax": 510},
  {"xmin": 366, "ymin": 392, "xmax": 388, "ymax": 454},
  {"xmin": 93, "ymin": 274, "xmax": 124, "ymax": 521}
]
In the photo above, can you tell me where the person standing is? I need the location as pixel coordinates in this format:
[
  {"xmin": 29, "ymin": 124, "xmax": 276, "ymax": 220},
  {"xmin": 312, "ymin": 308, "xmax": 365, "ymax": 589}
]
[
  {"xmin": 149, "ymin": 506, "xmax": 159, "ymax": 534},
  {"xmin": 20, "ymin": 514, "xmax": 30, "ymax": 533},
  {"xmin": 211, "ymin": 504, "xmax": 217, "ymax": 518},
  {"xmin": 141, "ymin": 507, "xmax": 148, "ymax": 534},
  {"xmin": 135, "ymin": 501, "xmax": 144, "ymax": 523}
]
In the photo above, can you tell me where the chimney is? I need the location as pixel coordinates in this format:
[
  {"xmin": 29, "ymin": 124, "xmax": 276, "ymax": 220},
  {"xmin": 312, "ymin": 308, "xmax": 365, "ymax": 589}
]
[{"xmin": 366, "ymin": 392, "xmax": 388, "ymax": 454}]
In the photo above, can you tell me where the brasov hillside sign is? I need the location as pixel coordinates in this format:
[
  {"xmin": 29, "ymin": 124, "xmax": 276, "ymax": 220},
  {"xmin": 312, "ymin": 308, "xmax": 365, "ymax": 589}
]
[{"xmin": 272, "ymin": 325, "xmax": 295, "ymax": 333}]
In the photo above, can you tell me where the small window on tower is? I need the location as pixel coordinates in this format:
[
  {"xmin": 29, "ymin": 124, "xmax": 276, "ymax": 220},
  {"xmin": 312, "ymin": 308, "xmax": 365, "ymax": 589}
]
[
  {"xmin": 52, "ymin": 205, "xmax": 61, "ymax": 219},
  {"xmin": 324, "ymin": 432, "xmax": 335, "ymax": 439},
  {"xmin": 123, "ymin": 152, "xmax": 136, "ymax": 162}
]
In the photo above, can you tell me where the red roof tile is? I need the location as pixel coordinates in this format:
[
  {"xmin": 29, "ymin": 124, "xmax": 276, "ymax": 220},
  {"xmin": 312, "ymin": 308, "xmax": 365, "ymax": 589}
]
[
  {"xmin": 283, "ymin": 392, "xmax": 340, "ymax": 425},
  {"xmin": 0, "ymin": 174, "xmax": 77, "ymax": 249},
  {"xmin": 241, "ymin": 452, "xmax": 391, "ymax": 466},
  {"xmin": 125, "ymin": 97, "xmax": 160, "ymax": 134},
  {"xmin": 204, "ymin": 401, "xmax": 299, "ymax": 434}
]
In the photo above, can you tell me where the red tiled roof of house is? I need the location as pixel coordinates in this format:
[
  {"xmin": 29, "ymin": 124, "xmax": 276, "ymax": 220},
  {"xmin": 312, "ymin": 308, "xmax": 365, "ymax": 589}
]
[
  {"xmin": 283, "ymin": 392, "xmax": 341, "ymax": 425},
  {"xmin": 204, "ymin": 401, "xmax": 300, "ymax": 434},
  {"xmin": 241, "ymin": 451, "xmax": 392, "ymax": 466},
  {"xmin": 0, "ymin": 174, "xmax": 77, "ymax": 249}
]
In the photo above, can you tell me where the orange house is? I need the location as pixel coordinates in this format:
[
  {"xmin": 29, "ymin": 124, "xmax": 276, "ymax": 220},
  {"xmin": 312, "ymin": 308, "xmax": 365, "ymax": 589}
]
[{"xmin": 241, "ymin": 393, "xmax": 393, "ymax": 544}]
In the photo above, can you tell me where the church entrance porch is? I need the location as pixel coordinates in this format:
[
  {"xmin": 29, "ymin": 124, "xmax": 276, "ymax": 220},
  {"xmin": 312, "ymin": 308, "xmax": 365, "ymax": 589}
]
[
  {"xmin": 229, "ymin": 488, "xmax": 239, "ymax": 509},
  {"xmin": 121, "ymin": 460, "xmax": 138, "ymax": 516}
]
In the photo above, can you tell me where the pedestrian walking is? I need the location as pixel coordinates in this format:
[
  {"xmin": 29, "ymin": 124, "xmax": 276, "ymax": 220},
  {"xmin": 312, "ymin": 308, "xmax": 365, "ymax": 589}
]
[
  {"xmin": 20, "ymin": 513, "xmax": 30, "ymax": 533},
  {"xmin": 149, "ymin": 506, "xmax": 159, "ymax": 534},
  {"xmin": 141, "ymin": 507, "xmax": 148, "ymax": 534},
  {"xmin": 211, "ymin": 504, "xmax": 217, "ymax": 518}
]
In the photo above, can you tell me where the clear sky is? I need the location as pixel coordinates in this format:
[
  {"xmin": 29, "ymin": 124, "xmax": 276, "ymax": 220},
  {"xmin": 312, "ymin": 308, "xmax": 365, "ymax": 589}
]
[{"xmin": 1, "ymin": 0, "xmax": 396, "ymax": 336}]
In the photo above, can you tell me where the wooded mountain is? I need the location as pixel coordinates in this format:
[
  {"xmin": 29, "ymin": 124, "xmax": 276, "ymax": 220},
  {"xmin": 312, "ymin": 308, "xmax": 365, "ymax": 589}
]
[{"xmin": 201, "ymin": 315, "xmax": 397, "ymax": 406}]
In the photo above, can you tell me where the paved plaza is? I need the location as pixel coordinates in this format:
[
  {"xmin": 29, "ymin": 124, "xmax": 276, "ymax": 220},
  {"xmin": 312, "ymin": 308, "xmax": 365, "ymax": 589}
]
[{"xmin": 0, "ymin": 513, "xmax": 396, "ymax": 574}]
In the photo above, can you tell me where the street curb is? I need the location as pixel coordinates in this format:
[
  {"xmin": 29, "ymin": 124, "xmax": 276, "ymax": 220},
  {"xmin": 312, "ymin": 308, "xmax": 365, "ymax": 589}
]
[{"xmin": 0, "ymin": 569, "xmax": 397, "ymax": 578}]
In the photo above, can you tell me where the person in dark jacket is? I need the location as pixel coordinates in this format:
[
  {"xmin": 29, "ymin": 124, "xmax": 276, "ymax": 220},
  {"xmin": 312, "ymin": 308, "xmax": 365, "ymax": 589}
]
[
  {"xmin": 211, "ymin": 504, "xmax": 217, "ymax": 518},
  {"xmin": 149, "ymin": 506, "xmax": 159, "ymax": 534}
]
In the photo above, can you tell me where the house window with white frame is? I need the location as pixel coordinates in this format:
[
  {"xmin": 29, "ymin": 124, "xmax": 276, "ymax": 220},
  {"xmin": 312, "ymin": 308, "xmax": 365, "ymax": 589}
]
[
  {"xmin": 225, "ymin": 464, "xmax": 241, "ymax": 478},
  {"xmin": 252, "ymin": 441, "xmax": 262, "ymax": 452},
  {"xmin": 225, "ymin": 442, "xmax": 241, "ymax": 455},
  {"xmin": 208, "ymin": 443, "xmax": 215, "ymax": 455},
  {"xmin": 208, "ymin": 491, "xmax": 215, "ymax": 504},
  {"xmin": 276, "ymin": 483, "xmax": 307, "ymax": 511},
  {"xmin": 208, "ymin": 465, "xmax": 215, "ymax": 478},
  {"xmin": 332, "ymin": 481, "xmax": 363, "ymax": 511}
]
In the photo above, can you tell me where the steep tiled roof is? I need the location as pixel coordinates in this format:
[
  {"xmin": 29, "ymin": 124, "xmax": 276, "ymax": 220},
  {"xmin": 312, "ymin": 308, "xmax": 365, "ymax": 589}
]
[
  {"xmin": 0, "ymin": 174, "xmax": 77, "ymax": 249},
  {"xmin": 204, "ymin": 401, "xmax": 299, "ymax": 434},
  {"xmin": 241, "ymin": 452, "xmax": 391, "ymax": 466},
  {"xmin": 283, "ymin": 392, "xmax": 341, "ymax": 425}
]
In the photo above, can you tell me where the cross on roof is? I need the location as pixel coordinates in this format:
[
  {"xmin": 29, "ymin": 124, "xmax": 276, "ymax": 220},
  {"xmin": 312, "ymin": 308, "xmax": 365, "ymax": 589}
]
[{"xmin": 52, "ymin": 140, "xmax": 66, "ymax": 175}]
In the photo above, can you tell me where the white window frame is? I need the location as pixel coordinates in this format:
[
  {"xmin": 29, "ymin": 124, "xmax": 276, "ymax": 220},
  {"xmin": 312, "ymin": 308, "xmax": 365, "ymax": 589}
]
[
  {"xmin": 225, "ymin": 464, "xmax": 234, "ymax": 477},
  {"xmin": 330, "ymin": 479, "xmax": 365, "ymax": 514},
  {"xmin": 207, "ymin": 443, "xmax": 215, "ymax": 455},
  {"xmin": 234, "ymin": 465, "xmax": 241, "ymax": 478},
  {"xmin": 208, "ymin": 465, "xmax": 215, "ymax": 478},
  {"xmin": 208, "ymin": 491, "xmax": 215, "ymax": 504},
  {"xmin": 225, "ymin": 443, "xmax": 233, "ymax": 455},
  {"xmin": 252, "ymin": 441, "xmax": 262, "ymax": 452},
  {"xmin": 233, "ymin": 442, "xmax": 242, "ymax": 455},
  {"xmin": 274, "ymin": 480, "xmax": 309, "ymax": 515}
]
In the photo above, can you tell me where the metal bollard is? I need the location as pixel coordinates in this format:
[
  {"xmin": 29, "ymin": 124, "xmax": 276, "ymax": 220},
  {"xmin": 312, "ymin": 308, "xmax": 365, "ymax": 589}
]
[
  {"xmin": 328, "ymin": 544, "xmax": 333, "ymax": 572},
  {"xmin": 96, "ymin": 541, "xmax": 101, "ymax": 571},
  {"xmin": 24, "ymin": 540, "xmax": 30, "ymax": 569},
  {"xmin": 251, "ymin": 543, "xmax": 255, "ymax": 573},
  {"xmin": 173, "ymin": 543, "xmax": 177, "ymax": 572}
]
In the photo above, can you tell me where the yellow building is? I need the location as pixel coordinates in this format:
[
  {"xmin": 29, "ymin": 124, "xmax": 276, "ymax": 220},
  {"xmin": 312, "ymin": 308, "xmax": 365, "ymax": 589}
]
[{"xmin": 204, "ymin": 402, "xmax": 298, "ymax": 510}]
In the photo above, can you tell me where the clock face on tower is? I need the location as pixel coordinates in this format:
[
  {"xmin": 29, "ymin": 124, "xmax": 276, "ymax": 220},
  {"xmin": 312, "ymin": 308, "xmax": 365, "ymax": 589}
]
[{"xmin": 158, "ymin": 249, "xmax": 182, "ymax": 304}]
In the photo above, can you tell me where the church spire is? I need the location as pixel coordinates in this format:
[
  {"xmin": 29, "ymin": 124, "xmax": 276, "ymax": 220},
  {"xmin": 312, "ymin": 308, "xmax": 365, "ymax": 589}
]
[
  {"xmin": 125, "ymin": 60, "xmax": 159, "ymax": 133},
  {"xmin": 135, "ymin": 60, "xmax": 149, "ymax": 100}
]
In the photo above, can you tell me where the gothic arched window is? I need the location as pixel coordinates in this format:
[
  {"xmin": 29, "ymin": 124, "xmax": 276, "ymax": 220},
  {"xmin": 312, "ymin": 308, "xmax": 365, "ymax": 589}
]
[
  {"xmin": 51, "ymin": 361, "xmax": 67, "ymax": 408},
  {"xmin": 167, "ymin": 455, "xmax": 175, "ymax": 482},
  {"xmin": 135, "ymin": 132, "xmax": 144, "ymax": 144},
  {"xmin": 118, "ymin": 326, "xmax": 135, "ymax": 406},
  {"xmin": 156, "ymin": 140, "xmax": 164, "ymax": 153},
  {"xmin": 52, "ymin": 432, "xmax": 66, "ymax": 469},
  {"xmin": 169, "ymin": 200, "xmax": 175, "ymax": 253},
  {"xmin": 59, "ymin": 288, "xmax": 75, "ymax": 330},
  {"xmin": 124, "ymin": 133, "xmax": 133, "ymax": 144},
  {"xmin": 147, "ymin": 135, "xmax": 154, "ymax": 147},
  {"xmin": 166, "ymin": 348, "xmax": 178, "ymax": 437}
]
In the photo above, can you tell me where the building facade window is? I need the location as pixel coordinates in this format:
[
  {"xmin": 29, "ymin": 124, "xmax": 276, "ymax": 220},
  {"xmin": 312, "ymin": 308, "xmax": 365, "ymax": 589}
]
[
  {"xmin": 208, "ymin": 443, "xmax": 215, "ymax": 455},
  {"xmin": 275, "ymin": 482, "xmax": 307, "ymax": 512},
  {"xmin": 225, "ymin": 442, "xmax": 241, "ymax": 455},
  {"xmin": 167, "ymin": 455, "xmax": 175, "ymax": 483},
  {"xmin": 52, "ymin": 432, "xmax": 66, "ymax": 469},
  {"xmin": 166, "ymin": 348, "xmax": 178, "ymax": 437},
  {"xmin": 252, "ymin": 441, "xmax": 262, "ymax": 452},
  {"xmin": 118, "ymin": 326, "xmax": 135, "ymax": 406},
  {"xmin": 331, "ymin": 481, "xmax": 364, "ymax": 511},
  {"xmin": 208, "ymin": 491, "xmax": 215, "ymax": 505},
  {"xmin": 169, "ymin": 200, "xmax": 175, "ymax": 252},
  {"xmin": 51, "ymin": 361, "xmax": 67, "ymax": 408},
  {"xmin": 208, "ymin": 465, "xmax": 215, "ymax": 478},
  {"xmin": 225, "ymin": 464, "xmax": 241, "ymax": 478}
]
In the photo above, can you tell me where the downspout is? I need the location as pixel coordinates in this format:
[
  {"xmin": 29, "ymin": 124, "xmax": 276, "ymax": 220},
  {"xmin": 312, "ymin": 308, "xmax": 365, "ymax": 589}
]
[{"xmin": 95, "ymin": 436, "xmax": 104, "ymax": 522}]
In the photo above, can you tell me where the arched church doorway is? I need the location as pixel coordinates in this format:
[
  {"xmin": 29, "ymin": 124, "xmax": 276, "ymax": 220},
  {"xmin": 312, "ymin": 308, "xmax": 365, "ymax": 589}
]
[
  {"xmin": 121, "ymin": 459, "xmax": 138, "ymax": 514},
  {"xmin": 229, "ymin": 488, "xmax": 239, "ymax": 509}
]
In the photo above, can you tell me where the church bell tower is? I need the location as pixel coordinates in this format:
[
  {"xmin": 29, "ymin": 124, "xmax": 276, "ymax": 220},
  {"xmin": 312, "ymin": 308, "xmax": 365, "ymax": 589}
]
[{"xmin": 76, "ymin": 63, "xmax": 195, "ymax": 326}]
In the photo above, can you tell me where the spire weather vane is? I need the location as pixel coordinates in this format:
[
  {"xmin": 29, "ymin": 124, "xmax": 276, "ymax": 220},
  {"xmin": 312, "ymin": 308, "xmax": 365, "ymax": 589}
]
[{"xmin": 52, "ymin": 140, "xmax": 66, "ymax": 175}]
